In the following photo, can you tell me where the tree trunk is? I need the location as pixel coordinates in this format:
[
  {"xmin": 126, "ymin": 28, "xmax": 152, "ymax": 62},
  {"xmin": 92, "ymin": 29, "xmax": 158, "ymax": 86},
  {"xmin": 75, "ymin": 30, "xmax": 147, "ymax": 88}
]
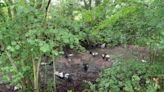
[
  {"xmin": 8, "ymin": 0, "xmax": 17, "ymax": 16},
  {"xmin": 33, "ymin": 57, "xmax": 41, "ymax": 92},
  {"xmin": 95, "ymin": 0, "xmax": 101, "ymax": 6},
  {"xmin": 83, "ymin": 0, "xmax": 92, "ymax": 9},
  {"xmin": 4, "ymin": 0, "xmax": 12, "ymax": 18},
  {"xmin": 45, "ymin": 0, "xmax": 51, "ymax": 18}
]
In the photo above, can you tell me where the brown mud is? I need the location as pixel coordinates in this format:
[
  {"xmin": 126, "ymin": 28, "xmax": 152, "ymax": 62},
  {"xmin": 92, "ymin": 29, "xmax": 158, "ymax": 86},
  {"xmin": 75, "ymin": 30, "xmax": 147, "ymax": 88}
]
[{"xmin": 0, "ymin": 45, "xmax": 150, "ymax": 92}]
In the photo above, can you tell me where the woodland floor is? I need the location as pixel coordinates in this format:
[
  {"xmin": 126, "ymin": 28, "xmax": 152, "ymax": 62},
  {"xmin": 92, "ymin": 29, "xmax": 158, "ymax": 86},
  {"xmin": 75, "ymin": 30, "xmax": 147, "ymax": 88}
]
[{"xmin": 0, "ymin": 45, "xmax": 150, "ymax": 92}]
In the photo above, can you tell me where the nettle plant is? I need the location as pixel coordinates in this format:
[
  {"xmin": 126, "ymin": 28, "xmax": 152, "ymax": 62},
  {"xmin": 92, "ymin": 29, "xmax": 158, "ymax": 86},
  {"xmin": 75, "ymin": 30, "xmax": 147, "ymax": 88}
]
[
  {"xmin": 87, "ymin": 61, "xmax": 164, "ymax": 92},
  {"xmin": 0, "ymin": 5, "xmax": 83, "ymax": 92}
]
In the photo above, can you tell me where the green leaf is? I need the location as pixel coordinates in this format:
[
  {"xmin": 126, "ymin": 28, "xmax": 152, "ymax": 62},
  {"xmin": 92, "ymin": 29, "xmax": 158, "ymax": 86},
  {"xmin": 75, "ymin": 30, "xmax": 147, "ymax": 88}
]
[
  {"xmin": 132, "ymin": 75, "xmax": 140, "ymax": 81},
  {"xmin": 63, "ymin": 38, "xmax": 69, "ymax": 44},
  {"xmin": 2, "ymin": 75, "xmax": 10, "ymax": 82},
  {"xmin": 15, "ymin": 45, "xmax": 20, "ymax": 50},
  {"xmin": 52, "ymin": 50, "xmax": 59, "ymax": 56},
  {"xmin": 11, "ymin": 41, "xmax": 17, "ymax": 46},
  {"xmin": 40, "ymin": 44, "xmax": 50, "ymax": 53},
  {"xmin": 124, "ymin": 81, "xmax": 134, "ymax": 92},
  {"xmin": 147, "ymin": 83, "xmax": 156, "ymax": 92},
  {"xmin": 7, "ymin": 46, "xmax": 15, "ymax": 52},
  {"xmin": 27, "ymin": 39, "xmax": 35, "ymax": 45}
]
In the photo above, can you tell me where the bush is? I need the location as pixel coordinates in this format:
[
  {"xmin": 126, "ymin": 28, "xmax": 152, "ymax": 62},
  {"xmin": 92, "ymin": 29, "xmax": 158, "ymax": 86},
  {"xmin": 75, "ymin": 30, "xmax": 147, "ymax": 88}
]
[{"xmin": 87, "ymin": 61, "xmax": 164, "ymax": 92}]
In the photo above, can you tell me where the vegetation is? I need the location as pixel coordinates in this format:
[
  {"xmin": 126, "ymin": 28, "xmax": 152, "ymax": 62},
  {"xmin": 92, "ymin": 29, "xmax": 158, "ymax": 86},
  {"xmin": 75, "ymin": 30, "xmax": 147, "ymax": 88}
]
[
  {"xmin": 87, "ymin": 61, "xmax": 164, "ymax": 92},
  {"xmin": 0, "ymin": 0, "xmax": 163, "ymax": 92}
]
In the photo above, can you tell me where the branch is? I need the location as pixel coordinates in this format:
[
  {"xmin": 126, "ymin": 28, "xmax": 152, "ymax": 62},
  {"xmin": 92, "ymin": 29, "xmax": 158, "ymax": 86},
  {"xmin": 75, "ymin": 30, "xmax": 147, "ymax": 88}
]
[
  {"xmin": 45, "ymin": 0, "xmax": 51, "ymax": 19},
  {"xmin": 5, "ymin": 51, "xmax": 18, "ymax": 72}
]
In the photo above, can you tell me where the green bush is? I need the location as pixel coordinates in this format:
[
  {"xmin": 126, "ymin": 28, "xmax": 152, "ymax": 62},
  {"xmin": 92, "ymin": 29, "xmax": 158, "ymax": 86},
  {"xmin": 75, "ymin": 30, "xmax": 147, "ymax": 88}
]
[
  {"xmin": 87, "ymin": 61, "xmax": 164, "ymax": 92},
  {"xmin": 0, "ymin": 1, "xmax": 84, "ymax": 91}
]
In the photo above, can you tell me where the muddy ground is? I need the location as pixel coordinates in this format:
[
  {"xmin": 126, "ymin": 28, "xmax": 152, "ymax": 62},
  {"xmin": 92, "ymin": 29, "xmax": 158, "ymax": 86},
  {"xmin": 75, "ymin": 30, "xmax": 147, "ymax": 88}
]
[
  {"xmin": 0, "ymin": 45, "xmax": 150, "ymax": 92},
  {"xmin": 40, "ymin": 45, "xmax": 149, "ymax": 92}
]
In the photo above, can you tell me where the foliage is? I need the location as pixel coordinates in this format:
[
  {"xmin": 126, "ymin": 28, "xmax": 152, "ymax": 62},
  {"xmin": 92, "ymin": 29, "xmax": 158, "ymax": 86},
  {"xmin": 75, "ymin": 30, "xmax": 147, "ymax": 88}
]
[
  {"xmin": 146, "ymin": 0, "xmax": 164, "ymax": 58},
  {"xmin": 0, "ymin": 0, "xmax": 84, "ymax": 91},
  {"xmin": 80, "ymin": 0, "xmax": 140, "ymax": 46},
  {"xmin": 0, "ymin": 0, "xmax": 163, "ymax": 91},
  {"xmin": 87, "ymin": 61, "xmax": 164, "ymax": 92}
]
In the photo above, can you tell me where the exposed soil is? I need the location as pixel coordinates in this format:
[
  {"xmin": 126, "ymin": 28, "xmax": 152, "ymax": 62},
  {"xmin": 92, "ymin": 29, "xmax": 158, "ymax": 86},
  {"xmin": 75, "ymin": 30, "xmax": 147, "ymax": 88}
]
[
  {"xmin": 0, "ymin": 45, "xmax": 150, "ymax": 92},
  {"xmin": 40, "ymin": 45, "xmax": 150, "ymax": 92},
  {"xmin": 0, "ymin": 84, "xmax": 17, "ymax": 92}
]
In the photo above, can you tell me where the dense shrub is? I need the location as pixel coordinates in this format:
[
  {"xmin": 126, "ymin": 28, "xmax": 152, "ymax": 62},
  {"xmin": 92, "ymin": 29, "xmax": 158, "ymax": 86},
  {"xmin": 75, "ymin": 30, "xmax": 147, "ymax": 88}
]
[
  {"xmin": 0, "ymin": 1, "xmax": 84, "ymax": 91},
  {"xmin": 87, "ymin": 61, "xmax": 164, "ymax": 92}
]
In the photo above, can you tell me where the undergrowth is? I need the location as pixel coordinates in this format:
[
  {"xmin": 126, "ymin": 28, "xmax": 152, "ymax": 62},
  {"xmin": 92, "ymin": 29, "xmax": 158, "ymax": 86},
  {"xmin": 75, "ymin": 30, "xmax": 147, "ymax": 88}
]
[{"xmin": 87, "ymin": 61, "xmax": 164, "ymax": 92}]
